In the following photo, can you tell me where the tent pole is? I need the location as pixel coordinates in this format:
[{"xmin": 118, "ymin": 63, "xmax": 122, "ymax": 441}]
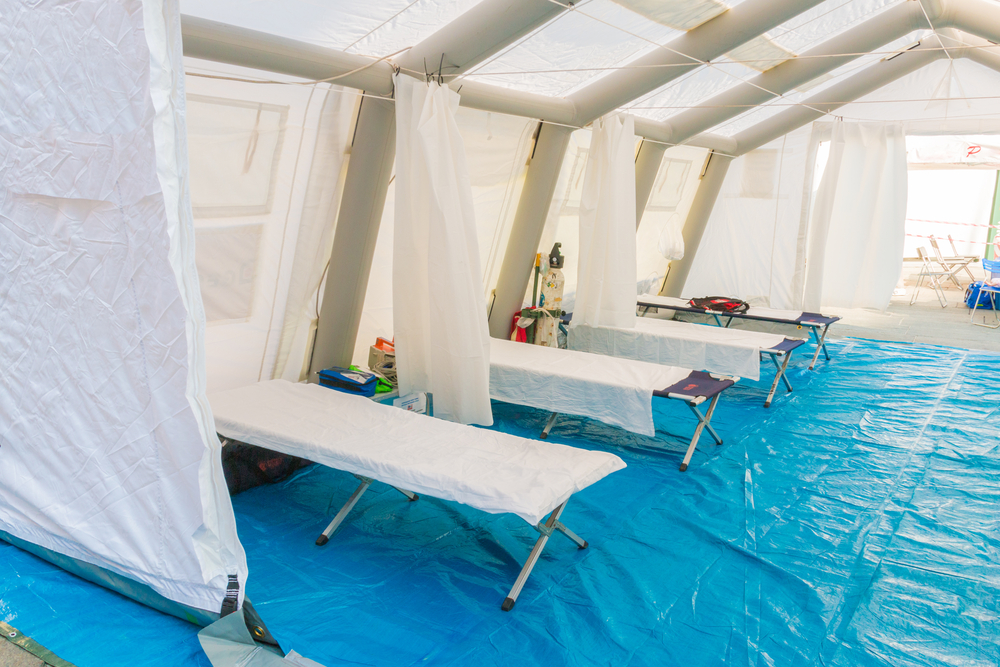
[
  {"xmin": 660, "ymin": 152, "xmax": 732, "ymax": 297},
  {"xmin": 635, "ymin": 141, "xmax": 667, "ymax": 230},
  {"xmin": 310, "ymin": 97, "xmax": 396, "ymax": 374},
  {"xmin": 488, "ymin": 123, "xmax": 574, "ymax": 338}
]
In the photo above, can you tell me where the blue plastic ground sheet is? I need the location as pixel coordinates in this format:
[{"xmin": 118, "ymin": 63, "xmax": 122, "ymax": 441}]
[{"xmin": 3, "ymin": 338, "xmax": 1000, "ymax": 667}]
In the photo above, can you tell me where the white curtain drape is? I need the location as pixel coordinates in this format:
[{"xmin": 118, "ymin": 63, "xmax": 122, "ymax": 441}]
[
  {"xmin": 392, "ymin": 75, "xmax": 493, "ymax": 426},
  {"xmin": 571, "ymin": 114, "xmax": 637, "ymax": 328},
  {"xmin": 803, "ymin": 121, "xmax": 907, "ymax": 311}
]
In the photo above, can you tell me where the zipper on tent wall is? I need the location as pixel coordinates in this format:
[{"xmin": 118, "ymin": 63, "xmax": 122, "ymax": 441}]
[{"xmin": 699, "ymin": 150, "xmax": 714, "ymax": 179}]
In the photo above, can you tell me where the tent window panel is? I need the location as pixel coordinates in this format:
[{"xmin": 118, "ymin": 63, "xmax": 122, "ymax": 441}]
[
  {"xmin": 740, "ymin": 149, "xmax": 779, "ymax": 199},
  {"xmin": 196, "ymin": 224, "xmax": 263, "ymax": 324},
  {"xmin": 648, "ymin": 158, "xmax": 692, "ymax": 211},
  {"xmin": 187, "ymin": 95, "xmax": 288, "ymax": 217}
]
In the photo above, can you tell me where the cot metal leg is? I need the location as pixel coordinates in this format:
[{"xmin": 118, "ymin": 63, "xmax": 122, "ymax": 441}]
[
  {"xmin": 552, "ymin": 519, "xmax": 588, "ymax": 549},
  {"xmin": 764, "ymin": 352, "xmax": 793, "ymax": 408},
  {"xmin": 711, "ymin": 313, "xmax": 724, "ymax": 327},
  {"xmin": 680, "ymin": 394, "xmax": 722, "ymax": 472},
  {"xmin": 503, "ymin": 501, "xmax": 574, "ymax": 612},
  {"xmin": 807, "ymin": 325, "xmax": 831, "ymax": 370},
  {"xmin": 540, "ymin": 413, "xmax": 559, "ymax": 439},
  {"xmin": 315, "ymin": 476, "xmax": 373, "ymax": 546},
  {"xmin": 393, "ymin": 487, "xmax": 419, "ymax": 501}
]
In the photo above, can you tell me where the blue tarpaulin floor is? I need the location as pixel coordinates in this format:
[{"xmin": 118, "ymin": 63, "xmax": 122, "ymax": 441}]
[{"xmin": 2, "ymin": 338, "xmax": 999, "ymax": 666}]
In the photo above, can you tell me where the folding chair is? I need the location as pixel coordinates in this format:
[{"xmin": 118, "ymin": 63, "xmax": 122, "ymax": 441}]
[
  {"xmin": 947, "ymin": 234, "xmax": 980, "ymax": 282},
  {"xmin": 971, "ymin": 258, "xmax": 1000, "ymax": 328},
  {"xmin": 911, "ymin": 247, "xmax": 951, "ymax": 308},
  {"xmin": 929, "ymin": 236, "xmax": 976, "ymax": 288}
]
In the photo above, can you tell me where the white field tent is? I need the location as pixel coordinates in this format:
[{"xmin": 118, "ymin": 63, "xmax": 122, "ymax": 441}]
[{"xmin": 5, "ymin": 0, "xmax": 1000, "ymax": 662}]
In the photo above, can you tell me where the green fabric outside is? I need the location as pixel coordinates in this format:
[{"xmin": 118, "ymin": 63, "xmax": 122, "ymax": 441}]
[{"xmin": 0, "ymin": 621, "xmax": 77, "ymax": 667}]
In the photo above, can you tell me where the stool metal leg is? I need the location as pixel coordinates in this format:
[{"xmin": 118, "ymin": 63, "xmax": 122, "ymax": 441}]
[
  {"xmin": 808, "ymin": 325, "xmax": 831, "ymax": 370},
  {"xmin": 680, "ymin": 394, "xmax": 722, "ymax": 472},
  {"xmin": 764, "ymin": 352, "xmax": 793, "ymax": 408}
]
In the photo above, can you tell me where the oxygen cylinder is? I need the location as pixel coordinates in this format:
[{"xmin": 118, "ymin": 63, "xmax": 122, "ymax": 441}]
[{"xmin": 536, "ymin": 243, "xmax": 565, "ymax": 347}]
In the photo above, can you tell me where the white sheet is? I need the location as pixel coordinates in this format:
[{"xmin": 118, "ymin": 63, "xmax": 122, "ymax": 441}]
[
  {"xmin": 568, "ymin": 319, "xmax": 787, "ymax": 381},
  {"xmin": 210, "ymin": 381, "xmax": 625, "ymax": 525},
  {"xmin": 638, "ymin": 294, "xmax": 806, "ymax": 322},
  {"xmin": 489, "ymin": 339, "xmax": 690, "ymax": 437}
]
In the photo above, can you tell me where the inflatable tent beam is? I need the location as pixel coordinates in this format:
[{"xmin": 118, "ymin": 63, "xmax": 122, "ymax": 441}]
[
  {"xmin": 660, "ymin": 0, "xmax": 929, "ymax": 146},
  {"xmin": 661, "ymin": 39, "xmax": 949, "ymax": 295},
  {"xmin": 567, "ymin": 0, "xmax": 829, "ymax": 124},
  {"xmin": 308, "ymin": 0, "xmax": 571, "ymax": 370},
  {"xmin": 487, "ymin": 0, "xmax": 827, "ymax": 335},
  {"xmin": 730, "ymin": 40, "xmax": 945, "ymax": 155},
  {"xmin": 487, "ymin": 122, "xmax": 575, "ymax": 337}
]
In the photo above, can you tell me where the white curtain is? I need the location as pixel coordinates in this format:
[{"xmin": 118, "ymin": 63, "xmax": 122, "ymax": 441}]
[
  {"xmin": 803, "ymin": 121, "xmax": 907, "ymax": 311},
  {"xmin": 393, "ymin": 75, "xmax": 493, "ymax": 426},
  {"xmin": 571, "ymin": 114, "xmax": 637, "ymax": 328}
]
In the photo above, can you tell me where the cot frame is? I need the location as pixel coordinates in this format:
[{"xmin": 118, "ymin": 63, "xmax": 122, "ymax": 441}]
[
  {"xmin": 538, "ymin": 372, "xmax": 735, "ymax": 472},
  {"xmin": 304, "ymin": 470, "xmax": 588, "ymax": 612},
  {"xmin": 637, "ymin": 298, "xmax": 838, "ymax": 370}
]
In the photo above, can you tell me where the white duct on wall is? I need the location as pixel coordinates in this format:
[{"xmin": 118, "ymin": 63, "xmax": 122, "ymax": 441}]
[
  {"xmin": 571, "ymin": 114, "xmax": 638, "ymax": 329},
  {"xmin": 0, "ymin": 0, "xmax": 246, "ymax": 618},
  {"xmin": 392, "ymin": 75, "xmax": 493, "ymax": 426}
]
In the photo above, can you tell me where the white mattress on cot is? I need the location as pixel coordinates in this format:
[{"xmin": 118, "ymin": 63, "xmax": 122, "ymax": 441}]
[
  {"xmin": 638, "ymin": 294, "xmax": 805, "ymax": 322},
  {"xmin": 209, "ymin": 380, "xmax": 626, "ymax": 525},
  {"xmin": 568, "ymin": 319, "xmax": 787, "ymax": 381},
  {"xmin": 489, "ymin": 338, "xmax": 690, "ymax": 437}
]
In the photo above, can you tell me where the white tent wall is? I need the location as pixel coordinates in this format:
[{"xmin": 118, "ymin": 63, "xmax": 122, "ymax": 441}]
[
  {"xmin": 181, "ymin": 60, "xmax": 359, "ymax": 392},
  {"xmin": 353, "ymin": 107, "xmax": 535, "ymax": 366},
  {"xmin": 0, "ymin": 0, "xmax": 245, "ymax": 620},
  {"xmin": 683, "ymin": 127, "xmax": 814, "ymax": 308}
]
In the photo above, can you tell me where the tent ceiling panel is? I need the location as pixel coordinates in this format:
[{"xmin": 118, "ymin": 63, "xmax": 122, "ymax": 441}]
[
  {"xmin": 626, "ymin": 0, "xmax": 911, "ymax": 124},
  {"xmin": 178, "ymin": 0, "xmax": 487, "ymax": 56},
  {"xmin": 709, "ymin": 30, "xmax": 928, "ymax": 136},
  {"xmin": 626, "ymin": 61, "xmax": 762, "ymax": 122},
  {"xmin": 462, "ymin": 0, "xmax": 682, "ymax": 97},
  {"xmin": 766, "ymin": 0, "xmax": 903, "ymax": 53},
  {"xmin": 611, "ymin": 0, "xmax": 732, "ymax": 31}
]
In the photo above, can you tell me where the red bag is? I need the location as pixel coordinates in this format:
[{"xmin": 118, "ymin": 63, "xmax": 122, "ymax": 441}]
[{"xmin": 688, "ymin": 296, "xmax": 750, "ymax": 314}]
